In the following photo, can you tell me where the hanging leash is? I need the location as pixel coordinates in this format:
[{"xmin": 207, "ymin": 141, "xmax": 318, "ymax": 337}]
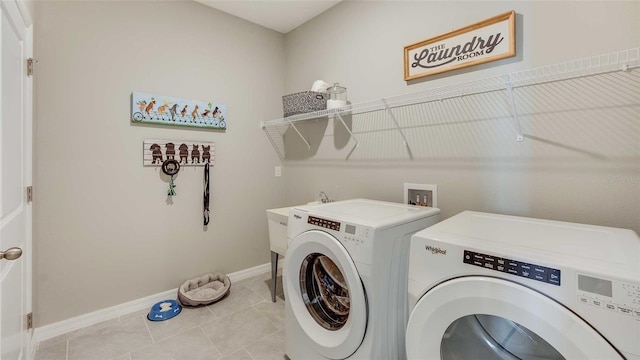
[
  {"xmin": 161, "ymin": 159, "xmax": 180, "ymax": 197},
  {"xmin": 203, "ymin": 163, "xmax": 210, "ymax": 225}
]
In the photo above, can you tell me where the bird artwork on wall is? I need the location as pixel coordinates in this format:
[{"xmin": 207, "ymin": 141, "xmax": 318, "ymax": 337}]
[{"xmin": 132, "ymin": 92, "xmax": 227, "ymax": 130}]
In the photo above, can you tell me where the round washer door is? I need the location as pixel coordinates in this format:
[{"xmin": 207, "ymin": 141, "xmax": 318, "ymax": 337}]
[
  {"xmin": 406, "ymin": 277, "xmax": 623, "ymax": 360},
  {"xmin": 285, "ymin": 230, "xmax": 367, "ymax": 359}
]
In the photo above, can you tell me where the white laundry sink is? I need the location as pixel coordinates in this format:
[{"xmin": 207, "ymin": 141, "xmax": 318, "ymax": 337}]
[
  {"xmin": 266, "ymin": 206, "xmax": 296, "ymax": 302},
  {"xmin": 266, "ymin": 206, "xmax": 292, "ymax": 256},
  {"xmin": 265, "ymin": 202, "xmax": 331, "ymax": 302}
]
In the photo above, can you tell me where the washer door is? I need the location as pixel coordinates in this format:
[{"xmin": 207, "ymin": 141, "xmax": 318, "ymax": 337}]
[
  {"xmin": 406, "ymin": 277, "xmax": 623, "ymax": 360},
  {"xmin": 285, "ymin": 230, "xmax": 367, "ymax": 359}
]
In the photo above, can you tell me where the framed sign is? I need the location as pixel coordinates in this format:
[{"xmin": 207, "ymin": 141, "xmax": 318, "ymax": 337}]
[{"xmin": 404, "ymin": 10, "xmax": 515, "ymax": 81}]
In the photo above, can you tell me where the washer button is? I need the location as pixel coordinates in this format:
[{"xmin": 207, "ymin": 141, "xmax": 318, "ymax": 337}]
[
  {"xmin": 578, "ymin": 296, "xmax": 589, "ymax": 304},
  {"xmin": 617, "ymin": 306, "xmax": 633, "ymax": 315}
]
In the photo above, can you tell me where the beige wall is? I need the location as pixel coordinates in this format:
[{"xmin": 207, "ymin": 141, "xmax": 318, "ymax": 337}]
[
  {"xmin": 32, "ymin": 0, "xmax": 640, "ymax": 328},
  {"xmin": 33, "ymin": 1, "xmax": 285, "ymax": 326},
  {"xmin": 282, "ymin": 2, "xmax": 640, "ymax": 231}
]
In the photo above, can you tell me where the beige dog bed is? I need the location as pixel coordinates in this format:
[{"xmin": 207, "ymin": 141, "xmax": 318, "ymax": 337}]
[{"xmin": 177, "ymin": 273, "xmax": 231, "ymax": 306}]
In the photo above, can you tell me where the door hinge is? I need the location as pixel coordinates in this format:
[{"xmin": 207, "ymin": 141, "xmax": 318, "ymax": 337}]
[
  {"xmin": 26, "ymin": 313, "xmax": 33, "ymax": 329},
  {"xmin": 27, "ymin": 58, "xmax": 35, "ymax": 77},
  {"xmin": 26, "ymin": 186, "xmax": 33, "ymax": 203}
]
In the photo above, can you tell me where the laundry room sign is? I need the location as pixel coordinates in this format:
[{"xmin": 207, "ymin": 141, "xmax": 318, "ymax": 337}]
[{"xmin": 404, "ymin": 10, "xmax": 516, "ymax": 81}]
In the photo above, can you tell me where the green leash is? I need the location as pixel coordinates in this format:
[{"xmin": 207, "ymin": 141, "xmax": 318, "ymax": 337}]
[{"xmin": 162, "ymin": 159, "xmax": 180, "ymax": 197}]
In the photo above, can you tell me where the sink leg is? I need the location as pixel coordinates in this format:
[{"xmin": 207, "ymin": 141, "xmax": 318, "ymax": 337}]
[{"xmin": 270, "ymin": 251, "xmax": 279, "ymax": 302}]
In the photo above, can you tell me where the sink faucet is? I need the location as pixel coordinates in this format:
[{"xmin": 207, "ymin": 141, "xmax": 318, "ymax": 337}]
[{"xmin": 319, "ymin": 191, "xmax": 333, "ymax": 203}]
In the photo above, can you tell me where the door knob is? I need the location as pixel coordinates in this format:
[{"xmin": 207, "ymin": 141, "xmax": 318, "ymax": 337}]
[{"xmin": 0, "ymin": 247, "xmax": 22, "ymax": 261}]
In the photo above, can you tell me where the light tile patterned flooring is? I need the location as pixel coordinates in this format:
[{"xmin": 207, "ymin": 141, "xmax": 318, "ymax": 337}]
[{"xmin": 35, "ymin": 273, "xmax": 286, "ymax": 360}]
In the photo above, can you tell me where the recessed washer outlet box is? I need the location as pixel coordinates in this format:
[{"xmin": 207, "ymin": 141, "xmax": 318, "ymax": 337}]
[{"xmin": 404, "ymin": 183, "xmax": 438, "ymax": 208}]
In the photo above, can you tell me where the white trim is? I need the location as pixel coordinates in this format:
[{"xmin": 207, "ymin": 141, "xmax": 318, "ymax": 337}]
[
  {"xmin": 0, "ymin": 0, "xmax": 26, "ymax": 39},
  {"xmin": 15, "ymin": 0, "xmax": 33, "ymax": 27},
  {"xmin": 24, "ymin": 21, "xmax": 35, "ymax": 360},
  {"xmin": 33, "ymin": 262, "xmax": 272, "ymax": 344},
  {"xmin": 227, "ymin": 262, "xmax": 272, "ymax": 282},
  {"xmin": 30, "ymin": 330, "xmax": 38, "ymax": 358}
]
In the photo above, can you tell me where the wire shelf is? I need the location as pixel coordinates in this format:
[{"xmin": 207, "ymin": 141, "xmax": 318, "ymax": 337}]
[{"xmin": 262, "ymin": 48, "xmax": 640, "ymax": 160}]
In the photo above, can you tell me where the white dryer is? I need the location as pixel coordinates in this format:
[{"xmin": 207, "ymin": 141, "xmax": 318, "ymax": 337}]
[
  {"xmin": 406, "ymin": 211, "xmax": 640, "ymax": 360},
  {"xmin": 284, "ymin": 199, "xmax": 440, "ymax": 360}
]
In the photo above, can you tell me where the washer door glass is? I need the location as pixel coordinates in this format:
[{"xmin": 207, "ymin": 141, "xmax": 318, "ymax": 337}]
[
  {"xmin": 441, "ymin": 314, "xmax": 564, "ymax": 360},
  {"xmin": 300, "ymin": 253, "xmax": 350, "ymax": 330}
]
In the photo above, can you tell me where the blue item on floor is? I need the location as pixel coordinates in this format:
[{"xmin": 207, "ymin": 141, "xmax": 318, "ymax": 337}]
[{"xmin": 147, "ymin": 299, "xmax": 182, "ymax": 321}]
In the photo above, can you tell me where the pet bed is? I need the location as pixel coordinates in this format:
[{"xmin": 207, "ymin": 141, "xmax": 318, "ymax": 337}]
[{"xmin": 178, "ymin": 273, "xmax": 231, "ymax": 306}]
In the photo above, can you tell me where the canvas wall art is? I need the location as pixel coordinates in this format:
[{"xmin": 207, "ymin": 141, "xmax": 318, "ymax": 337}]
[{"xmin": 132, "ymin": 92, "xmax": 227, "ymax": 130}]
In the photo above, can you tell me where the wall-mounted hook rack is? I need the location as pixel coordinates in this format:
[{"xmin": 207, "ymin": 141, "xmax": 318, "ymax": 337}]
[{"xmin": 143, "ymin": 139, "xmax": 215, "ymax": 166}]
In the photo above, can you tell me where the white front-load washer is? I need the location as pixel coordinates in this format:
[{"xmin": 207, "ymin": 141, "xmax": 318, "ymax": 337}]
[
  {"xmin": 406, "ymin": 211, "xmax": 640, "ymax": 360},
  {"xmin": 284, "ymin": 199, "xmax": 440, "ymax": 360}
]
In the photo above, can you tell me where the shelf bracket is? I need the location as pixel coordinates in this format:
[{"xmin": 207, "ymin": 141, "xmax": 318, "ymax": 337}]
[
  {"xmin": 382, "ymin": 99, "xmax": 413, "ymax": 159},
  {"xmin": 286, "ymin": 120, "xmax": 311, "ymax": 150},
  {"xmin": 505, "ymin": 78, "xmax": 524, "ymax": 142},
  {"xmin": 335, "ymin": 112, "xmax": 358, "ymax": 147}
]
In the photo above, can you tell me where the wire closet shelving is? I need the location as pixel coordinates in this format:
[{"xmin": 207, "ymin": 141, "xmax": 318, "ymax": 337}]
[{"xmin": 261, "ymin": 48, "xmax": 640, "ymax": 160}]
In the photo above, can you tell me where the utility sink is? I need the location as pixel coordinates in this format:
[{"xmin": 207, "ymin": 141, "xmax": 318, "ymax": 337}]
[
  {"xmin": 266, "ymin": 206, "xmax": 294, "ymax": 302},
  {"xmin": 266, "ymin": 206, "xmax": 292, "ymax": 256},
  {"xmin": 266, "ymin": 202, "xmax": 323, "ymax": 301}
]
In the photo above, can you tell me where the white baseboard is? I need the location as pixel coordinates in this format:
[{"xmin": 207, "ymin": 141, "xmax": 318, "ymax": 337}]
[
  {"xmin": 29, "ymin": 329, "xmax": 37, "ymax": 359},
  {"xmin": 33, "ymin": 262, "xmax": 273, "ymax": 344},
  {"xmin": 227, "ymin": 262, "xmax": 272, "ymax": 282}
]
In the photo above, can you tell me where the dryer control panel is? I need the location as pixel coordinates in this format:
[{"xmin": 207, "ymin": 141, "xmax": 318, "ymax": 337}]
[
  {"xmin": 577, "ymin": 274, "xmax": 640, "ymax": 320},
  {"xmin": 463, "ymin": 250, "xmax": 561, "ymax": 286}
]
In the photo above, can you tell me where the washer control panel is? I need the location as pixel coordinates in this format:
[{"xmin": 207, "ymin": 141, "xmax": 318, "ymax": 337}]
[
  {"xmin": 577, "ymin": 274, "xmax": 640, "ymax": 319},
  {"xmin": 463, "ymin": 250, "xmax": 561, "ymax": 286},
  {"xmin": 342, "ymin": 224, "xmax": 370, "ymax": 245},
  {"xmin": 306, "ymin": 215, "xmax": 370, "ymax": 247},
  {"xmin": 308, "ymin": 216, "xmax": 340, "ymax": 231}
]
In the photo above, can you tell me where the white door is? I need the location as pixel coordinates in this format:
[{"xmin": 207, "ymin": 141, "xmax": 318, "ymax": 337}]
[
  {"xmin": 1, "ymin": 0, "xmax": 33, "ymax": 359},
  {"xmin": 406, "ymin": 277, "xmax": 623, "ymax": 359},
  {"xmin": 284, "ymin": 230, "xmax": 367, "ymax": 359}
]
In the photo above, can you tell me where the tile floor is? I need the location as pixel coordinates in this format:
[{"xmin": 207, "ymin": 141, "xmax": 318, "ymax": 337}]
[{"xmin": 34, "ymin": 273, "xmax": 286, "ymax": 360}]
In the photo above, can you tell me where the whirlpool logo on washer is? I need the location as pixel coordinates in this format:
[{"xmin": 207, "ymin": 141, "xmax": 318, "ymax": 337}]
[{"xmin": 425, "ymin": 245, "xmax": 447, "ymax": 255}]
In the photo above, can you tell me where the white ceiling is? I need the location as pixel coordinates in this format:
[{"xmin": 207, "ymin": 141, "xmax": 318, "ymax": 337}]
[{"xmin": 195, "ymin": 0, "xmax": 342, "ymax": 34}]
